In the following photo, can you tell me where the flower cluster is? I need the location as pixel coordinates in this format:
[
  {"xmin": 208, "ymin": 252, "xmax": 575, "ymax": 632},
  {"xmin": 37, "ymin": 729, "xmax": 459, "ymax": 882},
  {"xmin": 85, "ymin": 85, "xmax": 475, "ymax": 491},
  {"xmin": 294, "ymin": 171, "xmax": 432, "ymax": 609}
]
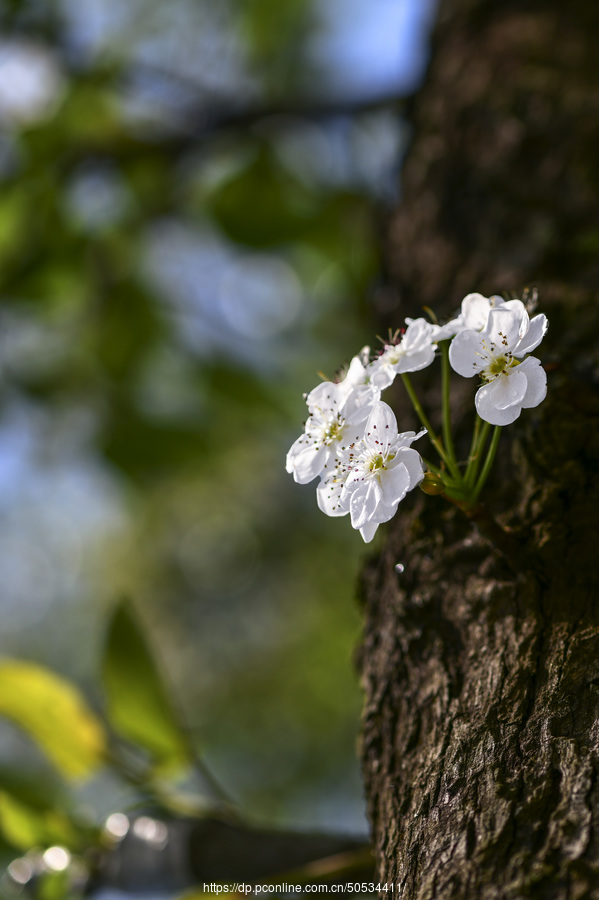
[{"xmin": 286, "ymin": 292, "xmax": 548, "ymax": 542}]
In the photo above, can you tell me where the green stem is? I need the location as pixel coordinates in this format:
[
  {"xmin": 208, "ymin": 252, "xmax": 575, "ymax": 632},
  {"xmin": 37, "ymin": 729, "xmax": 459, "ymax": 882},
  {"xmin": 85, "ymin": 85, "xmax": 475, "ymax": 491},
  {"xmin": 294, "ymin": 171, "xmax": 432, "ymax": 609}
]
[
  {"xmin": 400, "ymin": 373, "xmax": 461, "ymax": 480},
  {"xmin": 106, "ymin": 746, "xmax": 211, "ymax": 819},
  {"xmin": 464, "ymin": 416, "xmax": 481, "ymax": 484},
  {"xmin": 192, "ymin": 753, "xmax": 239, "ymax": 812},
  {"xmin": 466, "ymin": 418, "xmax": 491, "ymax": 487},
  {"xmin": 421, "ymin": 456, "xmax": 443, "ymax": 477},
  {"xmin": 474, "ymin": 425, "xmax": 502, "ymax": 499},
  {"xmin": 440, "ymin": 341, "xmax": 457, "ymax": 470}
]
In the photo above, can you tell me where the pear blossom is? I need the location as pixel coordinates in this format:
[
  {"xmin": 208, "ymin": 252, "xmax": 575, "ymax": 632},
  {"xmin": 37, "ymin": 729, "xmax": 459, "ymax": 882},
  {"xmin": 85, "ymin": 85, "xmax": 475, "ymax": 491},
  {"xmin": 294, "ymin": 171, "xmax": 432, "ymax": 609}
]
[
  {"xmin": 285, "ymin": 361, "xmax": 379, "ymax": 485},
  {"xmin": 335, "ymin": 347, "xmax": 378, "ymax": 409},
  {"xmin": 336, "ymin": 347, "xmax": 371, "ymax": 388},
  {"xmin": 434, "ymin": 292, "xmax": 513, "ymax": 340},
  {"xmin": 449, "ymin": 304, "xmax": 548, "ymax": 426},
  {"xmin": 339, "ymin": 401, "xmax": 425, "ymax": 542},
  {"xmin": 368, "ymin": 318, "xmax": 438, "ymax": 389}
]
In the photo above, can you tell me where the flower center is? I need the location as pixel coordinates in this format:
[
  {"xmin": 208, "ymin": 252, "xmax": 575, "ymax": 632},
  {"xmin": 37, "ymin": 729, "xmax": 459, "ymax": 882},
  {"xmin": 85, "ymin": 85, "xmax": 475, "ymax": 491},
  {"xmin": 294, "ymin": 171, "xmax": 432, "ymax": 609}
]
[
  {"xmin": 482, "ymin": 352, "xmax": 517, "ymax": 382},
  {"xmin": 322, "ymin": 417, "xmax": 344, "ymax": 445},
  {"xmin": 386, "ymin": 347, "xmax": 404, "ymax": 365},
  {"xmin": 368, "ymin": 454, "xmax": 385, "ymax": 472},
  {"xmin": 365, "ymin": 450, "xmax": 396, "ymax": 473},
  {"xmin": 488, "ymin": 355, "xmax": 508, "ymax": 375}
]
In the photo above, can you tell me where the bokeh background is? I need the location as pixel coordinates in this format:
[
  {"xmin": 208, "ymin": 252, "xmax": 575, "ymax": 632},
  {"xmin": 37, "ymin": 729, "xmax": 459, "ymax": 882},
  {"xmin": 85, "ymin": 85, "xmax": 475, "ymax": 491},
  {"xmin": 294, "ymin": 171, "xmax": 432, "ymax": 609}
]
[{"xmin": 0, "ymin": 0, "xmax": 437, "ymax": 886}]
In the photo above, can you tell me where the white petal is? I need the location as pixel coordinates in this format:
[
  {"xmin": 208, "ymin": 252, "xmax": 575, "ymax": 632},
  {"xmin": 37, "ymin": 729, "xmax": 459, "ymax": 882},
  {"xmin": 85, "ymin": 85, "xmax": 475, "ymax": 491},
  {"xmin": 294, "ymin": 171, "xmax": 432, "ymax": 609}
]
[
  {"xmin": 316, "ymin": 473, "xmax": 349, "ymax": 517},
  {"xmin": 367, "ymin": 361, "xmax": 395, "ymax": 391},
  {"xmin": 343, "ymin": 384, "xmax": 379, "ymax": 423},
  {"xmin": 340, "ymin": 356, "xmax": 367, "ymax": 390},
  {"xmin": 395, "ymin": 447, "xmax": 425, "ymax": 488},
  {"xmin": 491, "ymin": 369, "xmax": 528, "ymax": 410},
  {"xmin": 513, "ymin": 313, "xmax": 548, "ymax": 357},
  {"xmin": 475, "ymin": 380, "xmax": 522, "ymax": 426},
  {"xmin": 394, "ymin": 345, "xmax": 436, "ymax": 373},
  {"xmin": 306, "ymin": 380, "xmax": 341, "ymax": 415},
  {"xmin": 461, "ymin": 293, "xmax": 493, "ymax": 330},
  {"xmin": 380, "ymin": 462, "xmax": 410, "ymax": 507},
  {"xmin": 502, "ymin": 299, "xmax": 527, "ymax": 318},
  {"xmin": 395, "ymin": 428, "xmax": 427, "ymax": 449},
  {"xmin": 519, "ymin": 357, "xmax": 547, "ymax": 409},
  {"xmin": 432, "ymin": 319, "xmax": 460, "ymax": 340},
  {"xmin": 359, "ymin": 520, "xmax": 379, "ymax": 543},
  {"xmin": 403, "ymin": 317, "xmax": 436, "ymax": 350},
  {"xmin": 286, "ymin": 439, "xmax": 327, "ymax": 484},
  {"xmin": 363, "ymin": 401, "xmax": 398, "ymax": 447},
  {"xmin": 449, "ymin": 330, "xmax": 488, "ymax": 377},
  {"xmin": 349, "ymin": 481, "xmax": 380, "ymax": 529},
  {"xmin": 371, "ymin": 500, "xmax": 399, "ymax": 525},
  {"xmin": 485, "ymin": 308, "xmax": 522, "ymax": 351}
]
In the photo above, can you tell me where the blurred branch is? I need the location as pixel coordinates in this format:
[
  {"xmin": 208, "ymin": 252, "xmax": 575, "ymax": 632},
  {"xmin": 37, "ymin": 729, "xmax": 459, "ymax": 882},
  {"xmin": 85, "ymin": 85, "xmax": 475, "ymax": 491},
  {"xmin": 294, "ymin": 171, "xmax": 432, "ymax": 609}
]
[
  {"xmin": 54, "ymin": 91, "xmax": 405, "ymax": 169},
  {"xmin": 176, "ymin": 94, "xmax": 404, "ymax": 133},
  {"xmin": 128, "ymin": 60, "xmax": 406, "ymax": 135},
  {"xmin": 49, "ymin": 58, "xmax": 407, "ymax": 168},
  {"xmin": 98, "ymin": 813, "xmax": 373, "ymax": 893},
  {"xmin": 188, "ymin": 817, "xmax": 372, "ymax": 883}
]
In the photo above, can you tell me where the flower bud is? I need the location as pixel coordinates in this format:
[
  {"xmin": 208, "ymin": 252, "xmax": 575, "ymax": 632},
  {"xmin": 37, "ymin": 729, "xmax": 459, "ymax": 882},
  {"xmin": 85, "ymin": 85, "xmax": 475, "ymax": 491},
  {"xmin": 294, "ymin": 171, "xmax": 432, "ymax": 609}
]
[{"xmin": 420, "ymin": 472, "xmax": 446, "ymax": 495}]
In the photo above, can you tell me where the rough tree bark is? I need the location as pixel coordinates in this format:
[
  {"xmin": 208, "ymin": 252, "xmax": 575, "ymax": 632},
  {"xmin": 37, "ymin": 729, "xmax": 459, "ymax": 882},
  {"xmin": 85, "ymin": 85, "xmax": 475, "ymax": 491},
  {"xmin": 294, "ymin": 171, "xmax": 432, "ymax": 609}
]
[{"xmin": 359, "ymin": 0, "xmax": 599, "ymax": 896}]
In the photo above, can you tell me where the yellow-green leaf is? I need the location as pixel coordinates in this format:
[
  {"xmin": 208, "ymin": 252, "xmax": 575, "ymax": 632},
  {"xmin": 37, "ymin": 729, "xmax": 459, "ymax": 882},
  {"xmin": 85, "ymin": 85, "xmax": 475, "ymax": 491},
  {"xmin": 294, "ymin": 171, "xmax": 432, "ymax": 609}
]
[
  {"xmin": 102, "ymin": 601, "xmax": 190, "ymax": 769},
  {"xmin": 0, "ymin": 792, "xmax": 43, "ymax": 849},
  {"xmin": 0, "ymin": 661, "xmax": 106, "ymax": 779},
  {"xmin": 0, "ymin": 791, "xmax": 80, "ymax": 851}
]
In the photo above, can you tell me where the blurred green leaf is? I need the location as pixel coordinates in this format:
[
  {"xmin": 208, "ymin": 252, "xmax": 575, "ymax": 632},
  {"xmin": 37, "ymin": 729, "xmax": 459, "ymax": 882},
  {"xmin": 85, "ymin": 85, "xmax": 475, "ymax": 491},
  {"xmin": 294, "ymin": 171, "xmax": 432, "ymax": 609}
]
[
  {"xmin": 208, "ymin": 148, "xmax": 320, "ymax": 247},
  {"xmin": 0, "ymin": 792, "xmax": 42, "ymax": 849},
  {"xmin": 0, "ymin": 189, "xmax": 30, "ymax": 263},
  {"xmin": 0, "ymin": 791, "xmax": 82, "ymax": 852},
  {"xmin": 38, "ymin": 868, "xmax": 71, "ymax": 900},
  {"xmin": 0, "ymin": 766, "xmax": 67, "ymax": 813},
  {"xmin": 0, "ymin": 662, "xmax": 106, "ymax": 780},
  {"xmin": 57, "ymin": 79, "xmax": 122, "ymax": 145},
  {"xmin": 94, "ymin": 282, "xmax": 161, "ymax": 381},
  {"xmin": 102, "ymin": 601, "xmax": 190, "ymax": 769},
  {"xmin": 236, "ymin": 0, "xmax": 313, "ymax": 94},
  {"xmin": 101, "ymin": 399, "xmax": 209, "ymax": 479}
]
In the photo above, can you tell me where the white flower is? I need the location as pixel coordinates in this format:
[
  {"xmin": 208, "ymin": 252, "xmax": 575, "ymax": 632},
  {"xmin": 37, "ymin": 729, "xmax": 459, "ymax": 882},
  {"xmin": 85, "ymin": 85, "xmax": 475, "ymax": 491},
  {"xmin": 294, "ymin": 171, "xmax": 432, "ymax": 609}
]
[
  {"xmin": 286, "ymin": 367, "xmax": 378, "ymax": 485},
  {"xmin": 339, "ymin": 401, "xmax": 425, "ymax": 543},
  {"xmin": 449, "ymin": 304, "xmax": 548, "ymax": 426},
  {"xmin": 335, "ymin": 348, "xmax": 378, "ymax": 411},
  {"xmin": 434, "ymin": 293, "xmax": 513, "ymax": 340},
  {"xmin": 336, "ymin": 346, "xmax": 370, "ymax": 387},
  {"xmin": 368, "ymin": 318, "xmax": 438, "ymax": 389}
]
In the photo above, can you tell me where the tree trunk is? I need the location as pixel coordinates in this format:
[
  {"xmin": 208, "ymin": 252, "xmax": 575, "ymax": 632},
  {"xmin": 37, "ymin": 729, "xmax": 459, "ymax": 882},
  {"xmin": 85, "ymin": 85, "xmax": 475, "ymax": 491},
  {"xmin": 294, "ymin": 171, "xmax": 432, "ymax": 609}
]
[{"xmin": 359, "ymin": 0, "xmax": 599, "ymax": 896}]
